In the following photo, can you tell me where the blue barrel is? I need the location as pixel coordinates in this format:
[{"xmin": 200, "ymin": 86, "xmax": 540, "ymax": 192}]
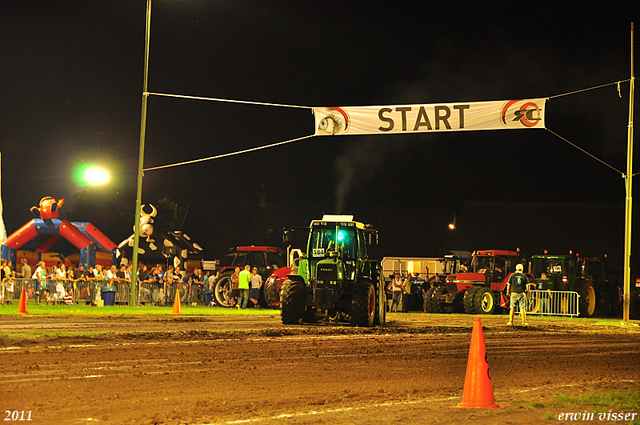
[{"xmin": 101, "ymin": 286, "xmax": 117, "ymax": 306}]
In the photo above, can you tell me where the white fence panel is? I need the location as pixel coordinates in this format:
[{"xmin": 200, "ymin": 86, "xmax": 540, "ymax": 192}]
[{"xmin": 527, "ymin": 289, "xmax": 580, "ymax": 317}]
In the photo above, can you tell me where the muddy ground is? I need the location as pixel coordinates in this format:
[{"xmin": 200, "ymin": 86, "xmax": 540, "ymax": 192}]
[{"xmin": 1, "ymin": 313, "xmax": 639, "ymax": 424}]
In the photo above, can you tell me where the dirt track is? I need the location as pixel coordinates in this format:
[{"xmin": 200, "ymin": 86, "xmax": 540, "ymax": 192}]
[{"xmin": 1, "ymin": 313, "xmax": 639, "ymax": 424}]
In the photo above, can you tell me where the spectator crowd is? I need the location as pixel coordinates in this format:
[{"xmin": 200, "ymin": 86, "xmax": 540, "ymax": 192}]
[{"xmin": 1, "ymin": 258, "xmax": 220, "ymax": 307}]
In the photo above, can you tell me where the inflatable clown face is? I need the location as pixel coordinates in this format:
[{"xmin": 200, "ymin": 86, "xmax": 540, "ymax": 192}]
[{"xmin": 31, "ymin": 197, "xmax": 65, "ymax": 219}]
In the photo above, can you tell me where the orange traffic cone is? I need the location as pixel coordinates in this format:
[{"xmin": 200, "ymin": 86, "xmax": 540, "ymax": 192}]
[
  {"xmin": 172, "ymin": 290, "xmax": 182, "ymax": 314},
  {"xmin": 451, "ymin": 318, "xmax": 502, "ymax": 409},
  {"xmin": 17, "ymin": 286, "xmax": 28, "ymax": 314}
]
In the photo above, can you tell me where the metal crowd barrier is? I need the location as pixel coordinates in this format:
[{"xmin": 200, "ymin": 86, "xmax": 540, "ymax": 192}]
[
  {"xmin": 1, "ymin": 278, "xmax": 34, "ymax": 303},
  {"xmin": 527, "ymin": 289, "xmax": 580, "ymax": 317},
  {"xmin": 72, "ymin": 279, "xmax": 100, "ymax": 303},
  {"xmin": 138, "ymin": 280, "xmax": 167, "ymax": 305},
  {"xmin": 2, "ymin": 277, "xmax": 203, "ymax": 306},
  {"xmin": 189, "ymin": 283, "xmax": 204, "ymax": 305},
  {"xmin": 43, "ymin": 278, "xmax": 108, "ymax": 304},
  {"xmin": 1, "ymin": 277, "xmax": 116, "ymax": 305},
  {"xmin": 163, "ymin": 282, "xmax": 198, "ymax": 305}
]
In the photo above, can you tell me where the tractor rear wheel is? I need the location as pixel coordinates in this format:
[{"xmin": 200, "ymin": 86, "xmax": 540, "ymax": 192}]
[
  {"xmin": 631, "ymin": 288, "xmax": 640, "ymax": 320},
  {"xmin": 374, "ymin": 272, "xmax": 386, "ymax": 325},
  {"xmin": 213, "ymin": 272, "xmax": 233, "ymax": 307},
  {"xmin": 598, "ymin": 285, "xmax": 618, "ymax": 317},
  {"xmin": 474, "ymin": 287, "xmax": 496, "ymax": 314},
  {"xmin": 263, "ymin": 276, "xmax": 280, "ymax": 308},
  {"xmin": 463, "ymin": 287, "xmax": 478, "ymax": 314},
  {"xmin": 430, "ymin": 286, "xmax": 447, "ymax": 313},
  {"xmin": 351, "ymin": 279, "xmax": 376, "ymax": 327},
  {"xmin": 424, "ymin": 287, "xmax": 436, "ymax": 313},
  {"xmin": 578, "ymin": 280, "xmax": 597, "ymax": 318},
  {"xmin": 281, "ymin": 279, "xmax": 306, "ymax": 324}
]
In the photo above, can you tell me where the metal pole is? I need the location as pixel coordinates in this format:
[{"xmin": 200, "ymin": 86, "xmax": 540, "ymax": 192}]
[
  {"xmin": 623, "ymin": 22, "xmax": 635, "ymax": 324},
  {"xmin": 0, "ymin": 152, "xmax": 5, "ymax": 245},
  {"xmin": 131, "ymin": 0, "xmax": 152, "ymax": 306}
]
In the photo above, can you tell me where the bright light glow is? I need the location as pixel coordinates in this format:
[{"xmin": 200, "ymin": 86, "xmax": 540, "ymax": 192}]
[
  {"xmin": 448, "ymin": 223, "xmax": 456, "ymax": 230},
  {"xmin": 83, "ymin": 166, "xmax": 110, "ymax": 185},
  {"xmin": 337, "ymin": 230, "xmax": 345, "ymax": 241}
]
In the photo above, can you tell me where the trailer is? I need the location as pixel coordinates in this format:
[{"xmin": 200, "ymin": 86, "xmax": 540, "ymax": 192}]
[{"xmin": 381, "ymin": 257, "xmax": 443, "ymax": 282}]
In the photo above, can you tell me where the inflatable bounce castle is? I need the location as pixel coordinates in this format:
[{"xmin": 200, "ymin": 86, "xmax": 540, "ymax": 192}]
[{"xmin": 1, "ymin": 196, "xmax": 117, "ymax": 269}]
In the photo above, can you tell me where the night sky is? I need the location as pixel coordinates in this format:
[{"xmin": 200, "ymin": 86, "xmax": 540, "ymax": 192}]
[{"xmin": 1, "ymin": 1, "xmax": 638, "ymax": 254}]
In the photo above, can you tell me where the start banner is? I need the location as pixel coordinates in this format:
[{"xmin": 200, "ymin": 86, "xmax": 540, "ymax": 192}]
[{"xmin": 313, "ymin": 98, "xmax": 547, "ymax": 136}]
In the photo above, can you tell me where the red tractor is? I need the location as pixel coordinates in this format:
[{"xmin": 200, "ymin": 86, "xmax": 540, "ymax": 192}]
[
  {"xmin": 262, "ymin": 249, "xmax": 304, "ymax": 308},
  {"xmin": 429, "ymin": 250, "xmax": 527, "ymax": 314},
  {"xmin": 262, "ymin": 267, "xmax": 291, "ymax": 307},
  {"xmin": 213, "ymin": 246, "xmax": 287, "ymax": 307},
  {"xmin": 423, "ymin": 251, "xmax": 470, "ymax": 313}
]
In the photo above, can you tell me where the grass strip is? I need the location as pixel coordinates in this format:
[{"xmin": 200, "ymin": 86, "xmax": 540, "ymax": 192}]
[
  {"xmin": 533, "ymin": 388, "xmax": 640, "ymax": 424},
  {"xmin": 550, "ymin": 389, "xmax": 640, "ymax": 410},
  {"xmin": 0, "ymin": 304, "xmax": 278, "ymax": 315}
]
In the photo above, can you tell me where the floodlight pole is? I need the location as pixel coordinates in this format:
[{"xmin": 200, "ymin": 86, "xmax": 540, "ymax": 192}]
[
  {"xmin": 0, "ymin": 152, "xmax": 5, "ymax": 245},
  {"xmin": 131, "ymin": 0, "xmax": 152, "ymax": 306},
  {"xmin": 623, "ymin": 22, "xmax": 635, "ymax": 324}
]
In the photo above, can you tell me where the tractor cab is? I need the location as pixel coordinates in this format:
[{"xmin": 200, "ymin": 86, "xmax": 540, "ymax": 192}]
[
  {"xmin": 530, "ymin": 254, "xmax": 576, "ymax": 290},
  {"xmin": 309, "ymin": 224, "xmax": 361, "ymax": 281}
]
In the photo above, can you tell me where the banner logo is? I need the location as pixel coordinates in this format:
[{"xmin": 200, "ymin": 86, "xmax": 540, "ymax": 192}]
[
  {"xmin": 317, "ymin": 107, "xmax": 349, "ymax": 135},
  {"xmin": 501, "ymin": 100, "xmax": 543, "ymax": 128}
]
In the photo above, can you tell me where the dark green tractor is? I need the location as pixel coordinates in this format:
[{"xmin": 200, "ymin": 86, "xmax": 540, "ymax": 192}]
[
  {"xmin": 280, "ymin": 215, "xmax": 386, "ymax": 327},
  {"xmin": 529, "ymin": 254, "xmax": 609, "ymax": 317}
]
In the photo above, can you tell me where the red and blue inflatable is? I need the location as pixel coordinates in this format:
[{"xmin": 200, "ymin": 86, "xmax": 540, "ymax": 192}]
[{"xmin": 1, "ymin": 196, "xmax": 117, "ymax": 268}]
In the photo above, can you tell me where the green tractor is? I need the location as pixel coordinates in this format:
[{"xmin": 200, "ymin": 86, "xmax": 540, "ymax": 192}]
[
  {"xmin": 529, "ymin": 254, "xmax": 608, "ymax": 317},
  {"xmin": 280, "ymin": 215, "xmax": 386, "ymax": 327}
]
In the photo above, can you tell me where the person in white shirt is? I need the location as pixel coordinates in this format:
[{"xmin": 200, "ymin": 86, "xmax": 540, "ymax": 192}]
[
  {"xmin": 55, "ymin": 263, "xmax": 67, "ymax": 279},
  {"xmin": 388, "ymin": 273, "xmax": 403, "ymax": 312},
  {"xmin": 33, "ymin": 261, "xmax": 48, "ymax": 304},
  {"xmin": 249, "ymin": 267, "xmax": 263, "ymax": 308}
]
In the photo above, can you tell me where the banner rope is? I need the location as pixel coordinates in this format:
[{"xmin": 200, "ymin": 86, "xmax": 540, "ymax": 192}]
[
  {"xmin": 142, "ymin": 134, "xmax": 316, "ymax": 172},
  {"xmin": 545, "ymin": 128, "xmax": 623, "ymax": 175},
  {"xmin": 146, "ymin": 92, "xmax": 313, "ymax": 109},
  {"xmin": 150, "ymin": 81, "xmax": 631, "ymax": 106},
  {"xmin": 548, "ymin": 79, "xmax": 630, "ymax": 99},
  {"xmin": 143, "ymin": 81, "xmax": 629, "ymax": 174}
]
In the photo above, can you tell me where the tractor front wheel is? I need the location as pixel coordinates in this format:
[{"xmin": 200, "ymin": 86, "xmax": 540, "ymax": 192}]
[
  {"xmin": 213, "ymin": 272, "xmax": 234, "ymax": 307},
  {"xmin": 263, "ymin": 276, "xmax": 280, "ymax": 308},
  {"xmin": 474, "ymin": 287, "xmax": 496, "ymax": 314}
]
